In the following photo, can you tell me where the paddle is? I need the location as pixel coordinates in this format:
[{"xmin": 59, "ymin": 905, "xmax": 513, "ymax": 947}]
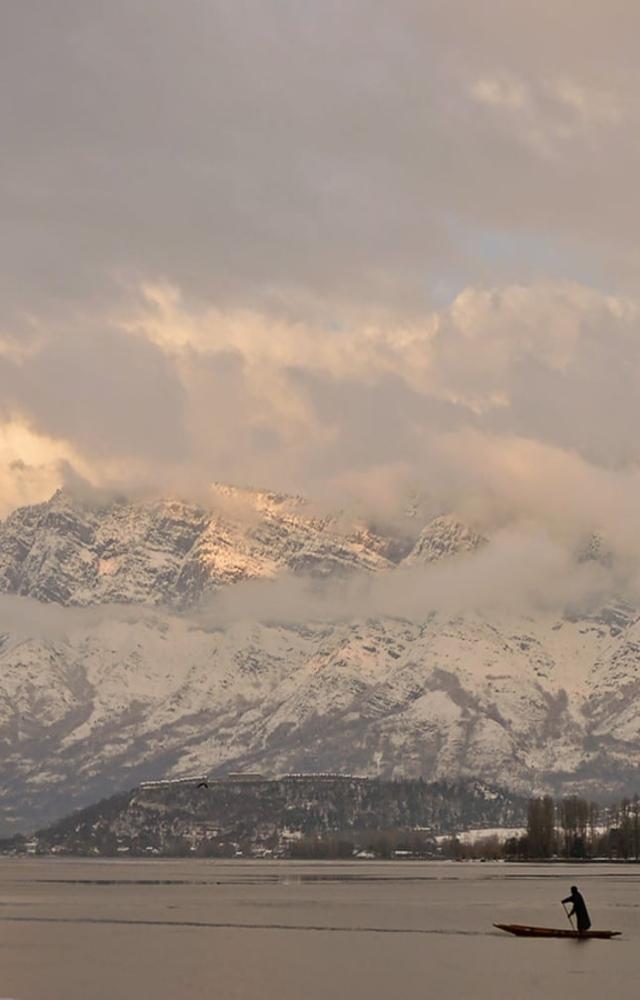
[{"xmin": 562, "ymin": 901, "xmax": 575, "ymax": 931}]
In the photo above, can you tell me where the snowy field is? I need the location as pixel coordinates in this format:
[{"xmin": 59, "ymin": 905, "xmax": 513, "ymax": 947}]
[{"xmin": 0, "ymin": 859, "xmax": 639, "ymax": 1000}]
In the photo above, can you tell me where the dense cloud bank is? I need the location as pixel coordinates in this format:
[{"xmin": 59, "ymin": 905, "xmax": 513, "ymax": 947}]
[{"xmin": 2, "ymin": 1, "xmax": 639, "ymax": 602}]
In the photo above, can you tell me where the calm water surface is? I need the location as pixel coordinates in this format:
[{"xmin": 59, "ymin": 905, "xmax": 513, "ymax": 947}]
[{"xmin": 0, "ymin": 859, "xmax": 638, "ymax": 999}]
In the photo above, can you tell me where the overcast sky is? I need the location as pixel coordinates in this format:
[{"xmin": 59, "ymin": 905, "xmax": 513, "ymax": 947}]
[{"xmin": 2, "ymin": 1, "xmax": 640, "ymax": 558}]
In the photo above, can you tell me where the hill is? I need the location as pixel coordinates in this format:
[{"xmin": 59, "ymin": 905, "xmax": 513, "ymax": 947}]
[{"xmin": 22, "ymin": 775, "xmax": 525, "ymax": 857}]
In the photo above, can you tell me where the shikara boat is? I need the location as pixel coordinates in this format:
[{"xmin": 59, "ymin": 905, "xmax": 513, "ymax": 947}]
[{"xmin": 494, "ymin": 923, "xmax": 620, "ymax": 940}]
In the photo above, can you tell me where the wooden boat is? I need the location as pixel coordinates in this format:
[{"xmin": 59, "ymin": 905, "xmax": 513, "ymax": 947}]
[{"xmin": 494, "ymin": 923, "xmax": 620, "ymax": 940}]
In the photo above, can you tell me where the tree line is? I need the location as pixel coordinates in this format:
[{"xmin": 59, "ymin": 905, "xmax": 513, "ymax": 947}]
[
  {"xmin": 252, "ymin": 794, "xmax": 640, "ymax": 860},
  {"xmin": 454, "ymin": 794, "xmax": 640, "ymax": 861}
]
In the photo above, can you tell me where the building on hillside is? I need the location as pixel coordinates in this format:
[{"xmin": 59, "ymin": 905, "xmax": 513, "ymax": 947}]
[
  {"xmin": 139, "ymin": 774, "xmax": 209, "ymax": 789},
  {"xmin": 226, "ymin": 772, "xmax": 266, "ymax": 782}
]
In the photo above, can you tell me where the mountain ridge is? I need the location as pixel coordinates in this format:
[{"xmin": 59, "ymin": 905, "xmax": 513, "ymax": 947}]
[
  {"xmin": 0, "ymin": 486, "xmax": 402, "ymax": 608},
  {"xmin": 1, "ymin": 487, "xmax": 639, "ymax": 834}
]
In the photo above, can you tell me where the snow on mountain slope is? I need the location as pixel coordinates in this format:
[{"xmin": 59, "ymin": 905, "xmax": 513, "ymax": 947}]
[
  {"xmin": 1, "ymin": 488, "xmax": 640, "ymax": 833},
  {"xmin": 0, "ymin": 486, "xmax": 393, "ymax": 608},
  {"xmin": 406, "ymin": 516, "xmax": 486, "ymax": 564}
]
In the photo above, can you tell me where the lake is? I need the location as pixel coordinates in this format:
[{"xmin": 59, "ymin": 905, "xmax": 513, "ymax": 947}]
[{"xmin": 0, "ymin": 859, "xmax": 638, "ymax": 999}]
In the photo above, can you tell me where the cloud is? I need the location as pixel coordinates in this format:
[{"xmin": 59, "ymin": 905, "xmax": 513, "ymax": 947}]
[
  {"xmin": 121, "ymin": 280, "xmax": 640, "ymax": 490},
  {"xmin": 470, "ymin": 73, "xmax": 623, "ymax": 159},
  {"xmin": 0, "ymin": 593, "xmax": 157, "ymax": 642},
  {"xmin": 1, "ymin": 0, "xmax": 640, "ymax": 594},
  {"xmin": 193, "ymin": 525, "xmax": 611, "ymax": 626},
  {"xmin": 0, "ymin": 323, "xmax": 187, "ymax": 463},
  {"xmin": 0, "ymin": 422, "xmax": 92, "ymax": 517},
  {"xmin": 0, "ymin": 523, "xmax": 613, "ymax": 634},
  {"xmin": 2, "ymin": 277, "xmax": 640, "ymax": 545},
  {"xmin": 3, "ymin": 0, "xmax": 639, "ymax": 323}
]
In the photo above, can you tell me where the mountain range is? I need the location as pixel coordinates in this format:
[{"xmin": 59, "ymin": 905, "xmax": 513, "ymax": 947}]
[{"xmin": 1, "ymin": 485, "xmax": 639, "ymax": 834}]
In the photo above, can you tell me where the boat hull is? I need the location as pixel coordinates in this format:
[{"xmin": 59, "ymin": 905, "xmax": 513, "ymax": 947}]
[{"xmin": 494, "ymin": 923, "xmax": 620, "ymax": 939}]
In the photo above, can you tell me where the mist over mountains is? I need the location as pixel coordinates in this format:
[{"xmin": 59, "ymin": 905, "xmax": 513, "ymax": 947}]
[{"xmin": 1, "ymin": 483, "xmax": 640, "ymax": 834}]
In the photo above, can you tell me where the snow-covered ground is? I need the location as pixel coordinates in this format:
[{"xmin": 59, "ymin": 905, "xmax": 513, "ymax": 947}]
[{"xmin": 456, "ymin": 827, "xmax": 526, "ymax": 845}]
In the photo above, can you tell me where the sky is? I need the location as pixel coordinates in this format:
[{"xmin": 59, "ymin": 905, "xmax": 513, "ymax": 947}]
[{"xmin": 2, "ymin": 0, "xmax": 640, "ymax": 567}]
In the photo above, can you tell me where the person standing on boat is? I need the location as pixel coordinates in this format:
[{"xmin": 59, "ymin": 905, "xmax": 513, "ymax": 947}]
[{"xmin": 562, "ymin": 886, "xmax": 591, "ymax": 933}]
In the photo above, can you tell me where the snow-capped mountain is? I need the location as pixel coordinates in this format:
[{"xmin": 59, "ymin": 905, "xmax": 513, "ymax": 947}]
[
  {"xmin": 1, "ymin": 487, "xmax": 639, "ymax": 833},
  {"xmin": 405, "ymin": 516, "xmax": 486, "ymax": 564},
  {"xmin": 0, "ymin": 486, "xmax": 393, "ymax": 608}
]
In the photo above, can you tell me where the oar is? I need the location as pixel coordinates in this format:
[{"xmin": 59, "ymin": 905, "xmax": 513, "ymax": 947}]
[{"xmin": 562, "ymin": 901, "xmax": 575, "ymax": 931}]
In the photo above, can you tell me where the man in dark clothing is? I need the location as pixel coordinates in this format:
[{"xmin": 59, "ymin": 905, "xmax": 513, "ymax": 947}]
[{"xmin": 562, "ymin": 886, "xmax": 591, "ymax": 933}]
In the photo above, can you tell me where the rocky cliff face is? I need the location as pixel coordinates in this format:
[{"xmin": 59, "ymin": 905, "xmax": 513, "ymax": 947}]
[
  {"xmin": 1, "ymin": 487, "xmax": 639, "ymax": 833},
  {"xmin": 0, "ymin": 486, "xmax": 393, "ymax": 607}
]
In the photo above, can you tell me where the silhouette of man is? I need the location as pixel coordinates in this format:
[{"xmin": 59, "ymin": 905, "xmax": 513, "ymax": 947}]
[{"xmin": 562, "ymin": 886, "xmax": 591, "ymax": 933}]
